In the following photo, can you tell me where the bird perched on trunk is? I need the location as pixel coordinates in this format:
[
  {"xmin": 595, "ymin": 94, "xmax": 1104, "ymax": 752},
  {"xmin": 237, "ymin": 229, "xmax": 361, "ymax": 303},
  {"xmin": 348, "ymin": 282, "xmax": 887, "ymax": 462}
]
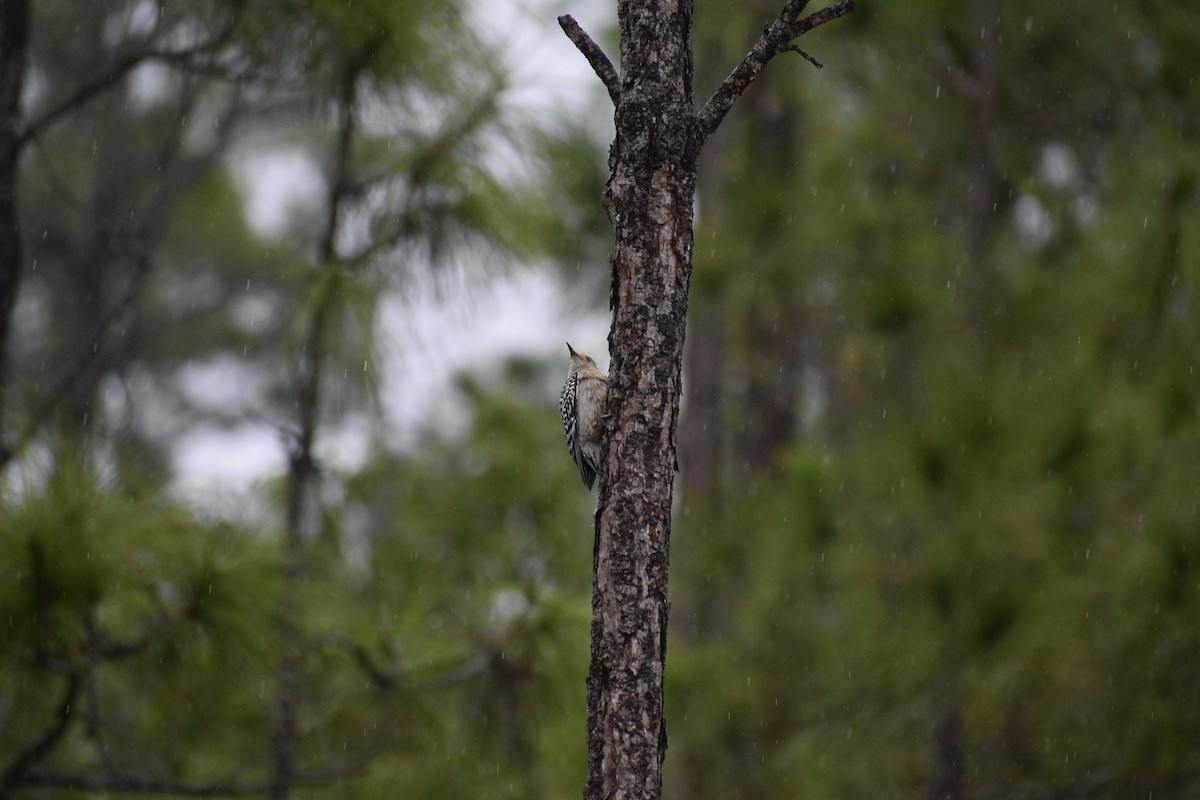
[{"xmin": 560, "ymin": 343, "xmax": 608, "ymax": 489}]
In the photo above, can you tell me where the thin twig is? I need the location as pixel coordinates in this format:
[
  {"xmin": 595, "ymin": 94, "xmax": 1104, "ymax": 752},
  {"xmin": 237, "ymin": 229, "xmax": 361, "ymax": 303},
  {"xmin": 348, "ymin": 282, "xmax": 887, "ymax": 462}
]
[
  {"xmin": 695, "ymin": 0, "xmax": 854, "ymax": 143},
  {"xmin": 785, "ymin": 44, "xmax": 824, "ymax": 68},
  {"xmin": 557, "ymin": 15, "xmax": 620, "ymax": 105},
  {"xmin": 314, "ymin": 633, "xmax": 492, "ymax": 694}
]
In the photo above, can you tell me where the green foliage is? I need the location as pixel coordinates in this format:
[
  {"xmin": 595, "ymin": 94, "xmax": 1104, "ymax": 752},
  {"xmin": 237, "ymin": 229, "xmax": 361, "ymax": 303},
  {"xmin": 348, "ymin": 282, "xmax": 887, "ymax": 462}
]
[
  {"xmin": 0, "ymin": 473, "xmax": 279, "ymax": 773},
  {"xmin": 673, "ymin": 0, "xmax": 1200, "ymax": 797},
  {"xmin": 0, "ymin": 366, "xmax": 594, "ymax": 795},
  {"xmin": 316, "ymin": 363, "xmax": 593, "ymax": 796}
]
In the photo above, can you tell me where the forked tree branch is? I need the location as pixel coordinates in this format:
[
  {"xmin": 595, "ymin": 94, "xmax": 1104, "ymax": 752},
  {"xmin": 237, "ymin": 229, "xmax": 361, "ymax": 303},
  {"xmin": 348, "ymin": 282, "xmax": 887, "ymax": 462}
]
[
  {"xmin": 557, "ymin": 15, "xmax": 620, "ymax": 105},
  {"xmin": 0, "ymin": 674, "xmax": 81, "ymax": 794},
  {"xmin": 20, "ymin": 760, "xmax": 375, "ymax": 797},
  {"xmin": 21, "ymin": 773, "xmax": 273, "ymax": 796},
  {"xmin": 695, "ymin": 0, "xmax": 854, "ymax": 143},
  {"xmin": 14, "ymin": 7, "xmax": 246, "ymax": 148}
]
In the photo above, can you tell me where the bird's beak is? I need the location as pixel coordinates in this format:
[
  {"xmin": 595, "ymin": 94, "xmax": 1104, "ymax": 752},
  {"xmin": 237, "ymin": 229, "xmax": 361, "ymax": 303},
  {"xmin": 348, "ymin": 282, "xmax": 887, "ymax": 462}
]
[{"xmin": 566, "ymin": 342, "xmax": 577, "ymax": 357}]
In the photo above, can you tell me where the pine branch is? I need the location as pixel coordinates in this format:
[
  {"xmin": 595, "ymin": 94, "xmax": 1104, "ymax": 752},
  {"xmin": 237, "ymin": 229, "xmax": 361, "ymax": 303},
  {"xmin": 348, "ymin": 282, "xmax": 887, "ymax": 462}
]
[
  {"xmin": 15, "ymin": 8, "xmax": 246, "ymax": 148},
  {"xmin": 20, "ymin": 773, "xmax": 272, "ymax": 797},
  {"xmin": 20, "ymin": 761, "xmax": 374, "ymax": 798},
  {"xmin": 0, "ymin": 674, "xmax": 81, "ymax": 795},
  {"xmin": 317, "ymin": 633, "xmax": 491, "ymax": 694}
]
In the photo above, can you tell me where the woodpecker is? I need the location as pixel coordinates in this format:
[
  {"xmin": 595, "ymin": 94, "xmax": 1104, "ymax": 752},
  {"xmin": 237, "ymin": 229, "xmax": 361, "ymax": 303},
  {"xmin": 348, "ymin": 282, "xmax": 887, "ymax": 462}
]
[{"xmin": 560, "ymin": 342, "xmax": 608, "ymax": 489}]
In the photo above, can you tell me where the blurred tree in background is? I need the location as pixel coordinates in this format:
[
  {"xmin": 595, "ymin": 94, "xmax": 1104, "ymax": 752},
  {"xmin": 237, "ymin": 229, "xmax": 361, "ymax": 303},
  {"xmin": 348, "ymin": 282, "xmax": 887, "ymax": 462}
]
[
  {"xmin": 1, "ymin": 0, "xmax": 1198, "ymax": 798},
  {"xmin": 1, "ymin": 0, "xmax": 601, "ymax": 797}
]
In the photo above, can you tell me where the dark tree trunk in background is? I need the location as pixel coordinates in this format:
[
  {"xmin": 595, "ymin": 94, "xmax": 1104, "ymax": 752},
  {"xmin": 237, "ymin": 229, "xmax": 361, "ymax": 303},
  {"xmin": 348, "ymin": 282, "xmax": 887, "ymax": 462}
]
[
  {"xmin": 678, "ymin": 307, "xmax": 721, "ymax": 505},
  {"xmin": 0, "ymin": 0, "xmax": 30, "ymax": 418},
  {"xmin": 676, "ymin": 25, "xmax": 735, "ymax": 520},
  {"xmin": 735, "ymin": 70, "xmax": 808, "ymax": 470},
  {"xmin": 560, "ymin": 2, "xmax": 853, "ymax": 797},
  {"xmin": 928, "ymin": 701, "xmax": 965, "ymax": 800},
  {"xmin": 0, "ymin": 2, "xmax": 240, "ymax": 472},
  {"xmin": 61, "ymin": 97, "xmax": 126, "ymax": 459},
  {"xmin": 1145, "ymin": 173, "xmax": 1194, "ymax": 350},
  {"xmin": 961, "ymin": 0, "xmax": 1003, "ymax": 330},
  {"xmin": 270, "ymin": 43, "xmax": 378, "ymax": 798}
]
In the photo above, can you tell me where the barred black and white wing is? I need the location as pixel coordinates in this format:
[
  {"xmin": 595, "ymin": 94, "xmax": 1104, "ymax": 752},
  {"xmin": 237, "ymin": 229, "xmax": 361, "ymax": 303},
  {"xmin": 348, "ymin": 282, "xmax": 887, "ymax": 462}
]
[
  {"xmin": 560, "ymin": 370, "xmax": 599, "ymax": 489},
  {"xmin": 562, "ymin": 344, "xmax": 607, "ymax": 490},
  {"xmin": 559, "ymin": 371, "xmax": 582, "ymax": 483}
]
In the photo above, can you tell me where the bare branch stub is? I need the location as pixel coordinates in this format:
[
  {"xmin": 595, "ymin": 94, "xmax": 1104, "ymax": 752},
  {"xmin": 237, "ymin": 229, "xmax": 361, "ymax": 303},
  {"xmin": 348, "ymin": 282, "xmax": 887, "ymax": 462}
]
[
  {"xmin": 557, "ymin": 15, "xmax": 620, "ymax": 105},
  {"xmin": 695, "ymin": 0, "xmax": 854, "ymax": 143}
]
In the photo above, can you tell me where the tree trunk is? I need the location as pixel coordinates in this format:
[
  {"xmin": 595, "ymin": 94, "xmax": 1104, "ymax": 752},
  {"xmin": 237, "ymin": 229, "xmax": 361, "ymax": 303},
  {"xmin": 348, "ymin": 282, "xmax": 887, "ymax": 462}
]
[
  {"xmin": 562, "ymin": 2, "xmax": 854, "ymax": 797},
  {"xmin": 585, "ymin": 3, "xmax": 697, "ymax": 798}
]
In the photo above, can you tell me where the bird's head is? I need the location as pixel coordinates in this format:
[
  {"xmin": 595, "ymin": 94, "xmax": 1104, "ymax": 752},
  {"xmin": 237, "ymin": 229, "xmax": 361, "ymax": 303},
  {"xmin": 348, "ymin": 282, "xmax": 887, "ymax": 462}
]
[{"xmin": 566, "ymin": 342, "xmax": 600, "ymax": 373}]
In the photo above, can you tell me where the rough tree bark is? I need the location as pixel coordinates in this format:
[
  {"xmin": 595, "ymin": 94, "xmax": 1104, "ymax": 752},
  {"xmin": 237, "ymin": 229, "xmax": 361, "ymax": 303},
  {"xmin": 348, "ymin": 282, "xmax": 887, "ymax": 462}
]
[{"xmin": 558, "ymin": 2, "xmax": 853, "ymax": 797}]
